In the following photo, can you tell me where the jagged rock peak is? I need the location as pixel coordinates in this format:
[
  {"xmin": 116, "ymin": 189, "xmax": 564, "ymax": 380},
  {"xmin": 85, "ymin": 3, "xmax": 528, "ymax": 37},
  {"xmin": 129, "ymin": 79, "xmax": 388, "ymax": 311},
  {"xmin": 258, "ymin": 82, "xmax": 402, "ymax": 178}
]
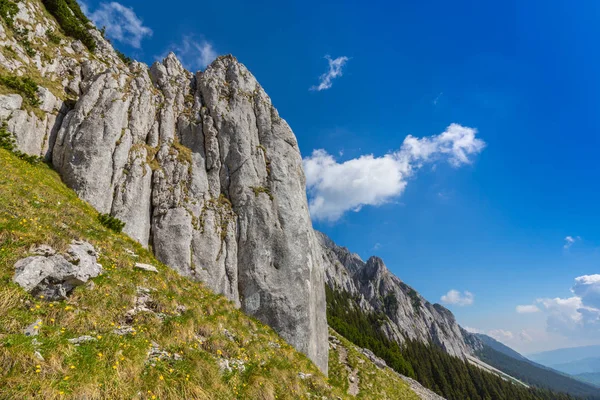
[{"xmin": 362, "ymin": 256, "xmax": 388, "ymax": 278}]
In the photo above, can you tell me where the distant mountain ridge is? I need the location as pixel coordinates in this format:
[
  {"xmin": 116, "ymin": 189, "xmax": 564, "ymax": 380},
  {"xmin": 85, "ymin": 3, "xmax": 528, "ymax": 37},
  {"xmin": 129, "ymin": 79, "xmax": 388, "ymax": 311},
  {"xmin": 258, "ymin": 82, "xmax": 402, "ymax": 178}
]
[
  {"xmin": 529, "ymin": 345, "xmax": 600, "ymax": 367},
  {"xmin": 552, "ymin": 357, "xmax": 600, "ymax": 375},
  {"xmin": 471, "ymin": 333, "xmax": 529, "ymax": 362}
]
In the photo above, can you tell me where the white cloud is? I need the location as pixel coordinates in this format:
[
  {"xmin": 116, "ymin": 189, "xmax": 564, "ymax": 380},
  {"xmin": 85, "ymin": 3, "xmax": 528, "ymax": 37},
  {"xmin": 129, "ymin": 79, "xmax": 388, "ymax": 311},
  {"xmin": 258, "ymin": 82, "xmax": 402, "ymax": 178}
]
[
  {"xmin": 563, "ymin": 235, "xmax": 580, "ymax": 249},
  {"xmin": 516, "ymin": 304, "xmax": 540, "ymax": 314},
  {"xmin": 572, "ymin": 274, "xmax": 600, "ymax": 308},
  {"xmin": 83, "ymin": 2, "xmax": 152, "ymax": 48},
  {"xmin": 465, "ymin": 326, "xmax": 534, "ymax": 346},
  {"xmin": 464, "ymin": 326, "xmax": 484, "ymax": 334},
  {"xmin": 303, "ymin": 123, "xmax": 485, "ymax": 221},
  {"xmin": 310, "ymin": 55, "xmax": 349, "ymax": 91},
  {"xmin": 441, "ymin": 289, "xmax": 474, "ymax": 306},
  {"xmin": 162, "ymin": 36, "xmax": 218, "ymax": 70},
  {"xmin": 534, "ymin": 275, "xmax": 600, "ymax": 338},
  {"xmin": 488, "ymin": 329, "xmax": 514, "ymax": 341},
  {"xmin": 519, "ymin": 330, "xmax": 533, "ymax": 342}
]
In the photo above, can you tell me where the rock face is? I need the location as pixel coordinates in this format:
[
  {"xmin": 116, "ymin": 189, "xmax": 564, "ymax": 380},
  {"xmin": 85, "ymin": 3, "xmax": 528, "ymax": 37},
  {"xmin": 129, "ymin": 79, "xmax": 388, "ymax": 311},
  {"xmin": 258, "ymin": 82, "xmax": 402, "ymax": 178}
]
[
  {"xmin": 14, "ymin": 241, "xmax": 102, "ymax": 300},
  {"xmin": 2, "ymin": 0, "xmax": 327, "ymax": 372},
  {"xmin": 317, "ymin": 231, "xmax": 474, "ymax": 359}
]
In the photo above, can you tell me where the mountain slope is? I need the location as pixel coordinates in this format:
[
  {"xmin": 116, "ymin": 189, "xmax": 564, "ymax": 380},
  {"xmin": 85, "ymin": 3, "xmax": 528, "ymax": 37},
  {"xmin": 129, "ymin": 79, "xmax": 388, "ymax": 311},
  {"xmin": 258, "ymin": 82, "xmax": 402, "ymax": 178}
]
[
  {"xmin": 0, "ymin": 148, "xmax": 421, "ymax": 399},
  {"xmin": 0, "ymin": 0, "xmax": 327, "ymax": 371},
  {"xmin": 470, "ymin": 333, "xmax": 529, "ymax": 362},
  {"xmin": 476, "ymin": 344, "xmax": 600, "ymax": 398},
  {"xmin": 574, "ymin": 373, "xmax": 600, "ymax": 387}
]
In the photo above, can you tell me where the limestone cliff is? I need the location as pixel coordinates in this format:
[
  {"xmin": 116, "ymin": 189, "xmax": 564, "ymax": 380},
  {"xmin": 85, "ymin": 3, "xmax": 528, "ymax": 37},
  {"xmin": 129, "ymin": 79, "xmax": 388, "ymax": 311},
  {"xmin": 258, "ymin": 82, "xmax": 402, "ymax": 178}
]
[{"xmin": 0, "ymin": 0, "xmax": 327, "ymax": 372}]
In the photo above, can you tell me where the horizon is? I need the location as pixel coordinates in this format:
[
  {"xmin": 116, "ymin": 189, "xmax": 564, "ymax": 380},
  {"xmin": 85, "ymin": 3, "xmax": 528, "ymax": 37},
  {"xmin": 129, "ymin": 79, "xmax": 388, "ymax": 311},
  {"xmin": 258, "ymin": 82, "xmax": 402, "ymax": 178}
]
[{"xmin": 77, "ymin": 0, "xmax": 600, "ymax": 355}]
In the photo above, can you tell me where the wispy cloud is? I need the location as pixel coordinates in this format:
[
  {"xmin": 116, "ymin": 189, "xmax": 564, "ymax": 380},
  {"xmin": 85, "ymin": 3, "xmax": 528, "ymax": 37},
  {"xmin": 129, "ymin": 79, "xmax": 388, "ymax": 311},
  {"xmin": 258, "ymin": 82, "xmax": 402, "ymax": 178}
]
[
  {"xmin": 564, "ymin": 235, "xmax": 580, "ymax": 249},
  {"xmin": 310, "ymin": 55, "xmax": 349, "ymax": 91},
  {"xmin": 82, "ymin": 1, "xmax": 152, "ymax": 48},
  {"xmin": 516, "ymin": 304, "xmax": 540, "ymax": 314},
  {"xmin": 161, "ymin": 36, "xmax": 218, "ymax": 71},
  {"xmin": 433, "ymin": 92, "xmax": 443, "ymax": 105},
  {"xmin": 303, "ymin": 123, "xmax": 485, "ymax": 221},
  {"xmin": 441, "ymin": 289, "xmax": 474, "ymax": 306}
]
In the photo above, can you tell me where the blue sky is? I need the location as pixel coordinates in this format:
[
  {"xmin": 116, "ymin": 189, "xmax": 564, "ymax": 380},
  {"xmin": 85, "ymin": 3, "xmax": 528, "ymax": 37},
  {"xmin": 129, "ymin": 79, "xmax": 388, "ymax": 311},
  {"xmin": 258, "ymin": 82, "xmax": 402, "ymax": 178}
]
[{"xmin": 80, "ymin": 0, "xmax": 600, "ymax": 354}]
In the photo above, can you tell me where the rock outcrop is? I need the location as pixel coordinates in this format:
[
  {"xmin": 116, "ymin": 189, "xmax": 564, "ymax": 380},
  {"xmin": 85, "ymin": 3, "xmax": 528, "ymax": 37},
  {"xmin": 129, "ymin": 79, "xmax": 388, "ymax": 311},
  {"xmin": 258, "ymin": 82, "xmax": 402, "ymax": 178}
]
[
  {"xmin": 317, "ymin": 231, "xmax": 473, "ymax": 359},
  {"xmin": 1, "ymin": 0, "xmax": 327, "ymax": 372},
  {"xmin": 14, "ymin": 241, "xmax": 102, "ymax": 300}
]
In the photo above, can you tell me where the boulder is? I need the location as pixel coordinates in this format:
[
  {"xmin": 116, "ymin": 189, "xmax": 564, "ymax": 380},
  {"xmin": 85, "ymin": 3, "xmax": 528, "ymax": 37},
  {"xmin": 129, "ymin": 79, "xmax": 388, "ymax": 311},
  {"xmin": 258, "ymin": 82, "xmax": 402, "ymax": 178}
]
[{"xmin": 13, "ymin": 241, "xmax": 102, "ymax": 300}]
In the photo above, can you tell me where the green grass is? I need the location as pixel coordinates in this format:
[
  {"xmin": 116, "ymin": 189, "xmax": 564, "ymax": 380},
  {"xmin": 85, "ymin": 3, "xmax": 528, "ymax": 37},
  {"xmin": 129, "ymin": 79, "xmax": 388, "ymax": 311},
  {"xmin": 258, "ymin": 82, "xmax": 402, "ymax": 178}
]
[
  {"xmin": 0, "ymin": 0, "xmax": 18, "ymax": 28},
  {"xmin": 328, "ymin": 330, "xmax": 419, "ymax": 400},
  {"xmin": 0, "ymin": 149, "xmax": 350, "ymax": 400},
  {"xmin": 0, "ymin": 74, "xmax": 41, "ymax": 107}
]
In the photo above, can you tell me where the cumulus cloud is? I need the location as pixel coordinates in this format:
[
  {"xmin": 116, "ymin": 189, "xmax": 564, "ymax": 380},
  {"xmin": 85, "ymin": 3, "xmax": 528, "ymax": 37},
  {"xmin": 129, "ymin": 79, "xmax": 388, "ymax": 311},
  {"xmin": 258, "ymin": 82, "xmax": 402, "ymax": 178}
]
[
  {"xmin": 535, "ymin": 275, "xmax": 600, "ymax": 338},
  {"xmin": 441, "ymin": 289, "xmax": 474, "ymax": 306},
  {"xmin": 83, "ymin": 2, "xmax": 152, "ymax": 48},
  {"xmin": 465, "ymin": 326, "xmax": 534, "ymax": 345},
  {"xmin": 488, "ymin": 329, "xmax": 514, "ymax": 341},
  {"xmin": 516, "ymin": 304, "xmax": 540, "ymax": 314},
  {"xmin": 303, "ymin": 123, "xmax": 485, "ymax": 221},
  {"xmin": 162, "ymin": 36, "xmax": 218, "ymax": 70},
  {"xmin": 519, "ymin": 330, "xmax": 533, "ymax": 342},
  {"xmin": 310, "ymin": 55, "xmax": 349, "ymax": 91},
  {"xmin": 572, "ymin": 274, "xmax": 600, "ymax": 308},
  {"xmin": 464, "ymin": 326, "xmax": 483, "ymax": 334},
  {"xmin": 564, "ymin": 235, "xmax": 580, "ymax": 249}
]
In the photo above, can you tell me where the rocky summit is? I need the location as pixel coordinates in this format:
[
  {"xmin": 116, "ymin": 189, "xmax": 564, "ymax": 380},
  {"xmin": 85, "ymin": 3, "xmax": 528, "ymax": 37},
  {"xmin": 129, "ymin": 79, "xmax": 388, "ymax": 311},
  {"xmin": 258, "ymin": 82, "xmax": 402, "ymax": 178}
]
[{"xmin": 1, "ymin": 0, "xmax": 326, "ymax": 372}]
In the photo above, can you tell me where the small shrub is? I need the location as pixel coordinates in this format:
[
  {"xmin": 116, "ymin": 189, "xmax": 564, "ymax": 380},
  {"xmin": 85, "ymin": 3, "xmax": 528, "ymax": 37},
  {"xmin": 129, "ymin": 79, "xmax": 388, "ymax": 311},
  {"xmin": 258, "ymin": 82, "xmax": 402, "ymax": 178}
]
[
  {"xmin": 115, "ymin": 49, "xmax": 132, "ymax": 65},
  {"xmin": 250, "ymin": 186, "xmax": 273, "ymax": 200},
  {"xmin": 42, "ymin": 0, "xmax": 96, "ymax": 52},
  {"xmin": 0, "ymin": 0, "xmax": 18, "ymax": 28},
  {"xmin": 0, "ymin": 74, "xmax": 40, "ymax": 107},
  {"xmin": 46, "ymin": 29, "xmax": 61, "ymax": 44},
  {"xmin": 97, "ymin": 213, "xmax": 126, "ymax": 233}
]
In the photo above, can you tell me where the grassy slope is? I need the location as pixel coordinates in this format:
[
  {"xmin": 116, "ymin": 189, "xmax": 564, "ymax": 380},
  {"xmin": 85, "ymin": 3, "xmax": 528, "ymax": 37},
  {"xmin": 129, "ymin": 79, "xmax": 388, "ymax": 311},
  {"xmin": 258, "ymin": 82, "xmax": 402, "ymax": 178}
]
[
  {"xmin": 328, "ymin": 331, "xmax": 420, "ymax": 400},
  {"xmin": 0, "ymin": 149, "xmax": 419, "ymax": 399},
  {"xmin": 0, "ymin": 148, "xmax": 338, "ymax": 399}
]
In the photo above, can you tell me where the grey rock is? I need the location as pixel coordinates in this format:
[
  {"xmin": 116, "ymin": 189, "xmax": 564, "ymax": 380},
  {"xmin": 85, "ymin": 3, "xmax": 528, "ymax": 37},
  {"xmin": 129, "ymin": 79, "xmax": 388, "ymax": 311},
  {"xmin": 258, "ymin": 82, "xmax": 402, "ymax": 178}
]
[
  {"xmin": 298, "ymin": 372, "xmax": 312, "ymax": 380},
  {"xmin": 147, "ymin": 341, "xmax": 175, "ymax": 364},
  {"xmin": 113, "ymin": 325, "xmax": 135, "ymax": 336},
  {"xmin": 24, "ymin": 319, "xmax": 42, "ymax": 336},
  {"xmin": 400, "ymin": 376, "xmax": 447, "ymax": 400},
  {"xmin": 13, "ymin": 241, "xmax": 102, "ymax": 300},
  {"xmin": 360, "ymin": 348, "xmax": 388, "ymax": 369},
  {"xmin": 0, "ymin": 94, "xmax": 22, "ymax": 119},
  {"xmin": 34, "ymin": 351, "xmax": 44, "ymax": 361},
  {"xmin": 134, "ymin": 263, "xmax": 159, "ymax": 273},
  {"xmin": 68, "ymin": 335, "xmax": 97, "ymax": 344},
  {"xmin": 223, "ymin": 328, "xmax": 236, "ymax": 342},
  {"xmin": 218, "ymin": 358, "xmax": 246, "ymax": 374}
]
